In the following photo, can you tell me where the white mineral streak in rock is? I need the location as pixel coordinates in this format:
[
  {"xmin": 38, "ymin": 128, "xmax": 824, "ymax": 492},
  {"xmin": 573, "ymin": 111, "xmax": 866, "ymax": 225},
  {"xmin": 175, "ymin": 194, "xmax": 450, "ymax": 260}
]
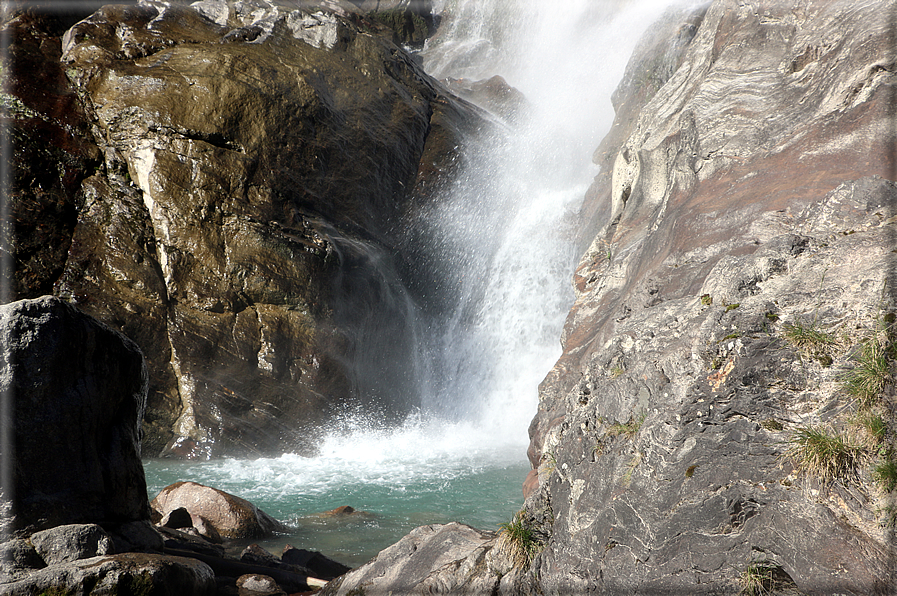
[
  {"xmin": 285, "ymin": 11, "xmax": 341, "ymax": 49},
  {"xmin": 190, "ymin": 0, "xmax": 231, "ymax": 27}
]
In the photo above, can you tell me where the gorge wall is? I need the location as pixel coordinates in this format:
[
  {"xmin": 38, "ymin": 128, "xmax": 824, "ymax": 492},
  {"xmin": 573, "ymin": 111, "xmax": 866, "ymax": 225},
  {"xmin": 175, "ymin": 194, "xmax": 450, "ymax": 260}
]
[
  {"xmin": 4, "ymin": 0, "xmax": 483, "ymax": 458},
  {"xmin": 327, "ymin": 0, "xmax": 897, "ymax": 594},
  {"xmin": 524, "ymin": 0, "xmax": 897, "ymax": 593}
]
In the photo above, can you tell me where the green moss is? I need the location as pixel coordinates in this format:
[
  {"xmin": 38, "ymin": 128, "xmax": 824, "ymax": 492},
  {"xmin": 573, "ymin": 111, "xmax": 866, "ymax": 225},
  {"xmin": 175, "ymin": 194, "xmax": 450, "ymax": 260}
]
[
  {"xmin": 700, "ymin": 294, "xmax": 712, "ymax": 306},
  {"xmin": 725, "ymin": 303, "xmax": 740, "ymax": 312},
  {"xmin": 685, "ymin": 464, "xmax": 697, "ymax": 478}
]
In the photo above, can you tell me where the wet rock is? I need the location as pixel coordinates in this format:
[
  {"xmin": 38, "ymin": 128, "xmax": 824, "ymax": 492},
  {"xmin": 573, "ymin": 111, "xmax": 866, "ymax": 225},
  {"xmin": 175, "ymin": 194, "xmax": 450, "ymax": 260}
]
[
  {"xmin": 0, "ymin": 296, "xmax": 149, "ymax": 534},
  {"xmin": 236, "ymin": 573, "xmax": 286, "ymax": 596},
  {"xmin": 0, "ymin": 552, "xmax": 216, "ymax": 596},
  {"xmin": 29, "ymin": 524, "xmax": 114, "ymax": 565},
  {"xmin": 48, "ymin": 0, "xmax": 483, "ymax": 458},
  {"xmin": 1, "ymin": 12, "xmax": 101, "ymax": 300},
  {"xmin": 443, "ymin": 75, "xmax": 527, "ymax": 122},
  {"xmin": 151, "ymin": 481, "xmax": 289, "ymax": 540}
]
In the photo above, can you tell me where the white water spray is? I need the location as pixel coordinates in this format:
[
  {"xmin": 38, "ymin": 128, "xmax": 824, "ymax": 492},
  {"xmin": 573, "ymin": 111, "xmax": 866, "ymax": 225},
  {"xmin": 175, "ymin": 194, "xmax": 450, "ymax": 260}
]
[{"xmin": 144, "ymin": 0, "xmax": 697, "ymax": 566}]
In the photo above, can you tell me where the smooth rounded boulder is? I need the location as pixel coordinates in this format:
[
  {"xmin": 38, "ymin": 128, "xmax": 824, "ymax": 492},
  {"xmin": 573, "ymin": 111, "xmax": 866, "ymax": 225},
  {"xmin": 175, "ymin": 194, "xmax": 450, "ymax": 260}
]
[{"xmin": 151, "ymin": 482, "xmax": 289, "ymax": 540}]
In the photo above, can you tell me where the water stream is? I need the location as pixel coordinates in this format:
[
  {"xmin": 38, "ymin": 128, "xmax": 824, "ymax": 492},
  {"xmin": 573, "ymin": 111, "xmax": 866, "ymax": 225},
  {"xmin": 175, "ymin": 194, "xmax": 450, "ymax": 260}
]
[{"xmin": 144, "ymin": 0, "xmax": 690, "ymax": 568}]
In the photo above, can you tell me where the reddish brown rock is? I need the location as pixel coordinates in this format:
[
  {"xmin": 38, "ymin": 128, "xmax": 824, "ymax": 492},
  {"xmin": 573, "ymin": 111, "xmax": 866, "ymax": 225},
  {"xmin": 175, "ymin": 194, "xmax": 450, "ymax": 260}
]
[{"xmin": 151, "ymin": 482, "xmax": 288, "ymax": 540}]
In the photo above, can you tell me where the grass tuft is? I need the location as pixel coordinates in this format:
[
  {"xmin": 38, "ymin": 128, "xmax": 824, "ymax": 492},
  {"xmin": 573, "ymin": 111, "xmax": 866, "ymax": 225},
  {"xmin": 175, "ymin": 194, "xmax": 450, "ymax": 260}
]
[
  {"xmin": 841, "ymin": 335, "xmax": 890, "ymax": 406},
  {"xmin": 607, "ymin": 412, "xmax": 647, "ymax": 440},
  {"xmin": 498, "ymin": 511, "xmax": 543, "ymax": 568},
  {"xmin": 782, "ymin": 317, "xmax": 836, "ymax": 352},
  {"xmin": 785, "ymin": 425, "xmax": 862, "ymax": 483},
  {"xmin": 873, "ymin": 458, "xmax": 897, "ymax": 492},
  {"xmin": 737, "ymin": 562, "xmax": 777, "ymax": 596}
]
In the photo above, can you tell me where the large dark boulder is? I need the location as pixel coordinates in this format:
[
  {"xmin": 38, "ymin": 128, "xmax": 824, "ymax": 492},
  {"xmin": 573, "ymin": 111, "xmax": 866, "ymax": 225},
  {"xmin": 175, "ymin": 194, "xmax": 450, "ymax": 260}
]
[{"xmin": 0, "ymin": 296, "xmax": 149, "ymax": 534}]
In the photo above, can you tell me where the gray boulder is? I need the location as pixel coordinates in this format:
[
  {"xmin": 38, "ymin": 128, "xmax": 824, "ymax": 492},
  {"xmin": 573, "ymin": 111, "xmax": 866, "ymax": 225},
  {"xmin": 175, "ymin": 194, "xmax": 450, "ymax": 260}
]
[
  {"xmin": 30, "ymin": 524, "xmax": 114, "ymax": 566},
  {"xmin": 322, "ymin": 522, "xmax": 507, "ymax": 595},
  {"xmin": 0, "ymin": 296, "xmax": 149, "ymax": 534}
]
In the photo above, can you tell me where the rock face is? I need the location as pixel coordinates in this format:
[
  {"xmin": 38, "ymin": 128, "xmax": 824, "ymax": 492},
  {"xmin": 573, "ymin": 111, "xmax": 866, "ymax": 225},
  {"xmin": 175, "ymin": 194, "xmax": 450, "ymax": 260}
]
[
  {"xmin": 2, "ymin": 11, "xmax": 101, "ymax": 299},
  {"xmin": 5, "ymin": 0, "xmax": 481, "ymax": 458},
  {"xmin": 151, "ymin": 481, "xmax": 289, "ymax": 540},
  {"xmin": 520, "ymin": 1, "xmax": 897, "ymax": 594},
  {"xmin": 0, "ymin": 296, "xmax": 149, "ymax": 534}
]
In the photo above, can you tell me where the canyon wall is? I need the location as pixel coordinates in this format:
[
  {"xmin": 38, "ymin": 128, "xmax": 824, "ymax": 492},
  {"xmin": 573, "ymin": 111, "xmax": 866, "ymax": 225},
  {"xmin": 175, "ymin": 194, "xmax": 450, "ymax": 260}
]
[
  {"xmin": 4, "ymin": 0, "xmax": 480, "ymax": 458},
  {"xmin": 523, "ymin": 0, "xmax": 897, "ymax": 593}
]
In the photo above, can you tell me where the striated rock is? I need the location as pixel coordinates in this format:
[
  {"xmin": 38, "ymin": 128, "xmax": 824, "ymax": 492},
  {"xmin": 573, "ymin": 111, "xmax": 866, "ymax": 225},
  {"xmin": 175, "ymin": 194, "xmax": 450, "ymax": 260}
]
[
  {"xmin": 151, "ymin": 481, "xmax": 289, "ymax": 540},
  {"xmin": 519, "ymin": 1, "xmax": 897, "ymax": 594},
  {"xmin": 29, "ymin": 524, "xmax": 114, "ymax": 566},
  {"xmin": 0, "ymin": 552, "xmax": 216, "ymax": 596},
  {"xmin": 44, "ymin": 0, "xmax": 482, "ymax": 458},
  {"xmin": 321, "ymin": 522, "xmax": 505, "ymax": 595},
  {"xmin": 0, "ymin": 296, "xmax": 149, "ymax": 534}
]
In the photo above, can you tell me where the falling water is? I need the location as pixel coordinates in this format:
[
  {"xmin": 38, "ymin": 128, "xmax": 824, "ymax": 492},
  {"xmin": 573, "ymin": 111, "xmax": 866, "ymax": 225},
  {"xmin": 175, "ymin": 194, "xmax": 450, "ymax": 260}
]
[{"xmin": 145, "ymin": 0, "xmax": 694, "ymax": 566}]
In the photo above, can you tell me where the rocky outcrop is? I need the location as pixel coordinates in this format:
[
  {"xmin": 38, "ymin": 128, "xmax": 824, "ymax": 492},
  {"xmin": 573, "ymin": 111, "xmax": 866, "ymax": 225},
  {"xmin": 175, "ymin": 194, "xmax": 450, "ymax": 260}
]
[
  {"xmin": 520, "ymin": 1, "xmax": 897, "ymax": 594},
  {"xmin": 0, "ymin": 296, "xmax": 149, "ymax": 534},
  {"xmin": 1, "ymin": 12, "xmax": 101, "ymax": 299},
  {"xmin": 4, "ymin": 0, "xmax": 482, "ymax": 458},
  {"xmin": 321, "ymin": 522, "xmax": 511, "ymax": 595},
  {"xmin": 151, "ymin": 481, "xmax": 289, "ymax": 540}
]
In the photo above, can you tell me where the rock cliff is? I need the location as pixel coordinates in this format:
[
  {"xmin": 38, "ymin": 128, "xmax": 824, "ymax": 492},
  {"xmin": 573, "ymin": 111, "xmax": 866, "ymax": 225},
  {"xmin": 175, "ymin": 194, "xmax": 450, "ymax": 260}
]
[
  {"xmin": 326, "ymin": 1, "xmax": 897, "ymax": 593},
  {"xmin": 4, "ymin": 0, "xmax": 481, "ymax": 457},
  {"xmin": 523, "ymin": 0, "xmax": 897, "ymax": 593}
]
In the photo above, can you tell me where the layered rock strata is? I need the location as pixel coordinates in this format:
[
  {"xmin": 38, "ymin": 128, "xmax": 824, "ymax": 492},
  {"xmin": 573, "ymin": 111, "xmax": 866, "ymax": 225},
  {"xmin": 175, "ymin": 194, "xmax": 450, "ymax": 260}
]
[{"xmin": 522, "ymin": 0, "xmax": 897, "ymax": 593}]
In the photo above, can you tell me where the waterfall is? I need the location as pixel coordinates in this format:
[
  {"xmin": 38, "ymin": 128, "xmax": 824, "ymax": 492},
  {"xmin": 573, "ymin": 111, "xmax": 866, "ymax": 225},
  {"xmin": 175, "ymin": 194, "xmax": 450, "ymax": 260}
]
[
  {"xmin": 403, "ymin": 0, "xmax": 698, "ymax": 446},
  {"xmin": 143, "ymin": 0, "xmax": 699, "ymax": 566}
]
